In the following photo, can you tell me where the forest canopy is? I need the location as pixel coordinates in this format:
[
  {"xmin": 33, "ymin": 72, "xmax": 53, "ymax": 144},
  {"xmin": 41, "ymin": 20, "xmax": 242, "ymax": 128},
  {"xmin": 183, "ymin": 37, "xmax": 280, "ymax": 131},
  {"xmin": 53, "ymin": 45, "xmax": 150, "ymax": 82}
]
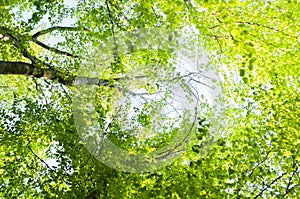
[{"xmin": 0, "ymin": 0, "xmax": 299, "ymax": 198}]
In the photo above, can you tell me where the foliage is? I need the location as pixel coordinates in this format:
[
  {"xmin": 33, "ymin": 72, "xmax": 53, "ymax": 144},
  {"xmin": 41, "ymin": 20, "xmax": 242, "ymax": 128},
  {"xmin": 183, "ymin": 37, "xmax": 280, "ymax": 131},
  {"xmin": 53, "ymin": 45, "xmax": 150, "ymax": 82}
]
[{"xmin": 0, "ymin": 0, "xmax": 299, "ymax": 198}]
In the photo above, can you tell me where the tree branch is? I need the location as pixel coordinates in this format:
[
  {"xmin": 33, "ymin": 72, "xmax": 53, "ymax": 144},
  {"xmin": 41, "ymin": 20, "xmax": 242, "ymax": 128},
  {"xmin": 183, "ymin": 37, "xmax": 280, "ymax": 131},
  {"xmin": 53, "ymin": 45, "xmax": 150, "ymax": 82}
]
[
  {"xmin": 208, "ymin": 20, "xmax": 298, "ymax": 39},
  {"xmin": 236, "ymin": 21, "xmax": 298, "ymax": 39},
  {"xmin": 32, "ymin": 26, "xmax": 89, "ymax": 39},
  {"xmin": 0, "ymin": 60, "xmax": 77, "ymax": 85},
  {"xmin": 32, "ymin": 38, "xmax": 79, "ymax": 58},
  {"xmin": 27, "ymin": 139, "xmax": 82, "ymax": 188},
  {"xmin": 105, "ymin": 0, "xmax": 119, "ymax": 59},
  {"xmin": 253, "ymin": 172, "xmax": 288, "ymax": 199},
  {"xmin": 0, "ymin": 60, "xmax": 137, "ymax": 87},
  {"xmin": 0, "ymin": 27, "xmax": 38, "ymax": 65},
  {"xmin": 27, "ymin": 145, "xmax": 54, "ymax": 171},
  {"xmin": 0, "ymin": 27, "xmax": 61, "ymax": 70},
  {"xmin": 107, "ymin": 0, "xmax": 132, "ymax": 25},
  {"xmin": 0, "ymin": 61, "xmax": 57, "ymax": 79},
  {"xmin": 248, "ymin": 150, "xmax": 272, "ymax": 178},
  {"xmin": 283, "ymin": 160, "xmax": 299, "ymax": 197}
]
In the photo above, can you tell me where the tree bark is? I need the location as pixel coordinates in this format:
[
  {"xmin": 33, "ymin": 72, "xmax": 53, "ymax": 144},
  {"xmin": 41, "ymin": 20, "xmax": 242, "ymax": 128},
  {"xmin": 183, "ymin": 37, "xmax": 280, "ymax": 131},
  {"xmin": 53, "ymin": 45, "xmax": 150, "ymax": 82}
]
[
  {"xmin": 0, "ymin": 61, "xmax": 58, "ymax": 79},
  {"xmin": 0, "ymin": 61, "xmax": 112, "ymax": 86}
]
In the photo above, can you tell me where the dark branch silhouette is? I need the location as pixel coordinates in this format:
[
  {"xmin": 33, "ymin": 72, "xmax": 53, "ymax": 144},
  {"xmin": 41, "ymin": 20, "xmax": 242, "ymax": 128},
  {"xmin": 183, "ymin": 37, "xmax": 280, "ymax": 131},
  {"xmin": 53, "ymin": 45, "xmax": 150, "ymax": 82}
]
[
  {"xmin": 32, "ymin": 38, "xmax": 79, "ymax": 58},
  {"xmin": 32, "ymin": 26, "xmax": 89, "ymax": 39},
  {"xmin": 253, "ymin": 172, "xmax": 288, "ymax": 199}
]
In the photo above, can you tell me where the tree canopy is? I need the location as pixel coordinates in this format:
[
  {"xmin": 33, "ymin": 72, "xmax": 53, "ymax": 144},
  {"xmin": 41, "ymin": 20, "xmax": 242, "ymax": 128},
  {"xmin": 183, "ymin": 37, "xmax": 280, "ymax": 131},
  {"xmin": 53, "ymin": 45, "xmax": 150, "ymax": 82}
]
[{"xmin": 0, "ymin": 0, "xmax": 299, "ymax": 198}]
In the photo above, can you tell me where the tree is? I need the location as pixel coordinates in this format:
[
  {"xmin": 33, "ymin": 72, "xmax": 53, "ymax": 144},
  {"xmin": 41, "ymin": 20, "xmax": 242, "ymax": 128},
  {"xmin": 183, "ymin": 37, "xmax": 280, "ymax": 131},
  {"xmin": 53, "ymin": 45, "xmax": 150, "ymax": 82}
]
[{"xmin": 0, "ymin": 0, "xmax": 299, "ymax": 198}]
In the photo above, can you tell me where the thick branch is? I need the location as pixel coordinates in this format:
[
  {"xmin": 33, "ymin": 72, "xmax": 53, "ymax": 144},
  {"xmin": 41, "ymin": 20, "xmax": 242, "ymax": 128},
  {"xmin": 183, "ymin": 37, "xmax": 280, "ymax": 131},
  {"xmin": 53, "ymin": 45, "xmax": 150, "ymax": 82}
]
[
  {"xmin": 0, "ymin": 60, "xmax": 78, "ymax": 85},
  {"xmin": 0, "ymin": 61, "xmax": 57, "ymax": 79},
  {"xmin": 0, "ymin": 61, "xmax": 113, "ymax": 86}
]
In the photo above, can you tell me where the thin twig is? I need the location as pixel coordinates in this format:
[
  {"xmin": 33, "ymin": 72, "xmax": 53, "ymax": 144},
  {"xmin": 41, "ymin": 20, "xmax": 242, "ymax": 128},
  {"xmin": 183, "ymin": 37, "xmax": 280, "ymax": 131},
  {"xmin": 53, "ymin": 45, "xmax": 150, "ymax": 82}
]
[
  {"xmin": 236, "ymin": 21, "xmax": 298, "ymax": 39},
  {"xmin": 253, "ymin": 172, "xmax": 288, "ymax": 199},
  {"xmin": 248, "ymin": 150, "xmax": 272, "ymax": 178},
  {"xmin": 27, "ymin": 145, "xmax": 54, "ymax": 170}
]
